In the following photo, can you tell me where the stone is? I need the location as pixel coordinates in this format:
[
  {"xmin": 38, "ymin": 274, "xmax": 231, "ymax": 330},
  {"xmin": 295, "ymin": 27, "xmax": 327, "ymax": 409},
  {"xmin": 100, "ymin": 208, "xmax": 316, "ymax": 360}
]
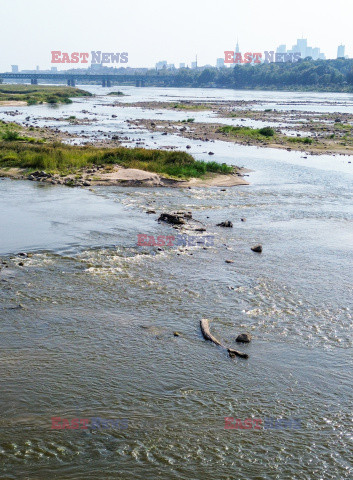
[
  {"xmin": 217, "ymin": 221, "xmax": 233, "ymax": 228},
  {"xmin": 236, "ymin": 333, "xmax": 252, "ymax": 343},
  {"xmin": 251, "ymin": 244, "xmax": 262, "ymax": 253},
  {"xmin": 158, "ymin": 213, "xmax": 185, "ymax": 225}
]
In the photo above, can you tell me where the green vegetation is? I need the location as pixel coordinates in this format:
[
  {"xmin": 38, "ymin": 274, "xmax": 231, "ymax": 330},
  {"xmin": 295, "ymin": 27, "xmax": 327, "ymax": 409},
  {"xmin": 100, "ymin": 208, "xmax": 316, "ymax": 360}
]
[
  {"xmin": 172, "ymin": 103, "xmax": 209, "ymax": 110},
  {"xmin": 107, "ymin": 91, "xmax": 126, "ymax": 96},
  {"xmin": 0, "ymin": 85, "xmax": 92, "ymax": 105},
  {"xmin": 0, "ymin": 122, "xmax": 44, "ymax": 143},
  {"xmin": 287, "ymin": 136, "xmax": 313, "ymax": 144},
  {"xmin": 258, "ymin": 127, "xmax": 275, "ymax": 137},
  {"xmin": 218, "ymin": 125, "xmax": 275, "ymax": 138},
  {"xmin": 0, "ymin": 141, "xmax": 233, "ymax": 179},
  {"xmin": 157, "ymin": 58, "xmax": 353, "ymax": 92},
  {"xmin": 181, "ymin": 118, "xmax": 195, "ymax": 123}
]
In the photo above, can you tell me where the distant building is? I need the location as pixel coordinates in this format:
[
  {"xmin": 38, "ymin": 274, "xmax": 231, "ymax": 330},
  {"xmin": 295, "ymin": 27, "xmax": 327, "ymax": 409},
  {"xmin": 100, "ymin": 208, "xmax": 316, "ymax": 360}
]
[
  {"xmin": 155, "ymin": 61, "xmax": 167, "ymax": 70},
  {"xmin": 276, "ymin": 45, "xmax": 286, "ymax": 53},
  {"xmin": 51, "ymin": 67, "xmax": 58, "ymax": 73},
  {"xmin": 191, "ymin": 61, "xmax": 198, "ymax": 69},
  {"xmin": 288, "ymin": 38, "xmax": 325, "ymax": 60},
  {"xmin": 216, "ymin": 57, "xmax": 225, "ymax": 68},
  {"xmin": 179, "ymin": 63, "xmax": 186, "ymax": 69},
  {"xmin": 295, "ymin": 38, "xmax": 307, "ymax": 58},
  {"xmin": 36, "ymin": 65, "xmax": 40, "ymax": 71},
  {"xmin": 337, "ymin": 44, "xmax": 345, "ymax": 58},
  {"xmin": 11, "ymin": 65, "xmax": 19, "ymax": 73}
]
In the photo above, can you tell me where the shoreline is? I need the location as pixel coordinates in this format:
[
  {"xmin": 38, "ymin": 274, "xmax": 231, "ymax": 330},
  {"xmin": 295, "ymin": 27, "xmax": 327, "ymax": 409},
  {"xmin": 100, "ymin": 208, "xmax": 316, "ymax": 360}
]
[{"xmin": 0, "ymin": 165, "xmax": 249, "ymax": 188}]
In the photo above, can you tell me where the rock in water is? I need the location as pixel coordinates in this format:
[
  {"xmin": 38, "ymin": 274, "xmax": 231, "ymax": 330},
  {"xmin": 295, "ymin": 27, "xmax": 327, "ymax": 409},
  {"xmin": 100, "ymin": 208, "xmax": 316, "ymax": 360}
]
[
  {"xmin": 158, "ymin": 213, "xmax": 185, "ymax": 225},
  {"xmin": 217, "ymin": 221, "xmax": 233, "ymax": 228},
  {"xmin": 236, "ymin": 333, "xmax": 252, "ymax": 343},
  {"xmin": 251, "ymin": 244, "xmax": 262, "ymax": 253}
]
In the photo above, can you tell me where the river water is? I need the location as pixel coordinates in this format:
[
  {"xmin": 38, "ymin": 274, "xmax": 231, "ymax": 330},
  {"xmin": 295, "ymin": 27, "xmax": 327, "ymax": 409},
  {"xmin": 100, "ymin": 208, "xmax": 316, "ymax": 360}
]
[{"xmin": 0, "ymin": 86, "xmax": 352, "ymax": 480}]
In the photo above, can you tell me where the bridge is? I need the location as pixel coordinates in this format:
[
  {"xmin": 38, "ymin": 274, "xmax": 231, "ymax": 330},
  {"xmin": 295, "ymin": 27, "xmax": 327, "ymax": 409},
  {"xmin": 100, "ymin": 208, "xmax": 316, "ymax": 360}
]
[{"xmin": 0, "ymin": 72, "xmax": 172, "ymax": 87}]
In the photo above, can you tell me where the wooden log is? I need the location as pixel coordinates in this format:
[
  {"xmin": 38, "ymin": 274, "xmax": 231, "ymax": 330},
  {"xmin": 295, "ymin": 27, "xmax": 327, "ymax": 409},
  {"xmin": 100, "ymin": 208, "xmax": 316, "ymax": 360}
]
[{"xmin": 200, "ymin": 319, "xmax": 248, "ymax": 359}]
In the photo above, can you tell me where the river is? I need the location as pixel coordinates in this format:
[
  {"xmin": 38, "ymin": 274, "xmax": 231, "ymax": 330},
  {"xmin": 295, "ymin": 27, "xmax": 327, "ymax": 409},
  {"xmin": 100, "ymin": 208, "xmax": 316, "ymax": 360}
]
[{"xmin": 0, "ymin": 86, "xmax": 352, "ymax": 479}]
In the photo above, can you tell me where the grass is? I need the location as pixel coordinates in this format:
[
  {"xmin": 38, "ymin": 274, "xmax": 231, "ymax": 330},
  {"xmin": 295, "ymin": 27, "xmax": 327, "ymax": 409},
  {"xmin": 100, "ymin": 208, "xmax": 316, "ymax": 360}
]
[
  {"xmin": 172, "ymin": 103, "xmax": 210, "ymax": 110},
  {"xmin": 0, "ymin": 122, "xmax": 44, "ymax": 143},
  {"xmin": 0, "ymin": 141, "xmax": 234, "ymax": 179},
  {"xmin": 0, "ymin": 85, "xmax": 92, "ymax": 105},
  {"xmin": 287, "ymin": 136, "xmax": 313, "ymax": 144},
  {"xmin": 218, "ymin": 125, "xmax": 275, "ymax": 138}
]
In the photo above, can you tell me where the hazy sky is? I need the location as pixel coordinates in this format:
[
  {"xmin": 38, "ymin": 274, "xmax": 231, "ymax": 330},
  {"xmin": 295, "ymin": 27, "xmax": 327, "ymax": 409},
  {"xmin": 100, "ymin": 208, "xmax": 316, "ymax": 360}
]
[{"xmin": 0, "ymin": 0, "xmax": 351, "ymax": 71}]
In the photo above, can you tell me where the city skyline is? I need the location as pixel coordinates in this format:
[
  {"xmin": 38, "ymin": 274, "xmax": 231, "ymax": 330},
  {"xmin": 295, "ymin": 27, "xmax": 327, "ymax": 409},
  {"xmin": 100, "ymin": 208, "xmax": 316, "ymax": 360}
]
[
  {"xmin": 0, "ymin": 0, "xmax": 352, "ymax": 71},
  {"xmin": 8, "ymin": 38, "xmax": 348, "ymax": 74}
]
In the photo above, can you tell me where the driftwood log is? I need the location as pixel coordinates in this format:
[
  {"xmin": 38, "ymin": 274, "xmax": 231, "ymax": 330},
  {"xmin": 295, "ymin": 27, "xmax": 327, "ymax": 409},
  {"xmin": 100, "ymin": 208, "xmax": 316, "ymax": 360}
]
[{"xmin": 200, "ymin": 319, "xmax": 249, "ymax": 359}]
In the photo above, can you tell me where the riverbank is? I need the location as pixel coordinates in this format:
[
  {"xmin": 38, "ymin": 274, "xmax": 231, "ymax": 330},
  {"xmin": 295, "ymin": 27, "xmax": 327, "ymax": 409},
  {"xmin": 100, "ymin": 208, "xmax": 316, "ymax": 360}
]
[{"xmin": 0, "ymin": 165, "xmax": 248, "ymax": 187}]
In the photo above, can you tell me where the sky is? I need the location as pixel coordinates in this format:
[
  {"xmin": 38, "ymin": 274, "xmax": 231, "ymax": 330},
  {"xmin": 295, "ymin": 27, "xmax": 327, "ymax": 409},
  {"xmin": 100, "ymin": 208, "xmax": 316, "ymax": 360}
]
[{"xmin": 0, "ymin": 0, "xmax": 352, "ymax": 71}]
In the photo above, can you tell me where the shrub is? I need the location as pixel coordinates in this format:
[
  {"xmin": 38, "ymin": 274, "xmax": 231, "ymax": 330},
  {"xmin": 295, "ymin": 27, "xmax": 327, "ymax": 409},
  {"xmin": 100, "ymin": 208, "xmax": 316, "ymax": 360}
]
[
  {"xmin": 2, "ymin": 130, "xmax": 20, "ymax": 141},
  {"xmin": 258, "ymin": 127, "xmax": 275, "ymax": 137}
]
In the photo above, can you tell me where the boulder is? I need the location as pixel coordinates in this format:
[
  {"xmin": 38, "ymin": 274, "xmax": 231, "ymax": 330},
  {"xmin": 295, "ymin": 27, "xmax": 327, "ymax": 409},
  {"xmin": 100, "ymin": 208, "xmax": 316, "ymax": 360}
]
[
  {"xmin": 158, "ymin": 213, "xmax": 185, "ymax": 225},
  {"xmin": 217, "ymin": 221, "xmax": 233, "ymax": 228},
  {"xmin": 236, "ymin": 333, "xmax": 252, "ymax": 343},
  {"xmin": 251, "ymin": 244, "xmax": 262, "ymax": 253}
]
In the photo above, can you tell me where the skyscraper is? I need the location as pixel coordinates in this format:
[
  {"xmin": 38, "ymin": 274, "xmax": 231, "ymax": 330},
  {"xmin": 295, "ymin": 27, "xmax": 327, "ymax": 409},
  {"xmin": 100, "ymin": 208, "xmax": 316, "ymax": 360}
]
[
  {"xmin": 337, "ymin": 45, "xmax": 345, "ymax": 58},
  {"xmin": 276, "ymin": 45, "xmax": 287, "ymax": 53},
  {"xmin": 294, "ymin": 38, "xmax": 307, "ymax": 58},
  {"xmin": 288, "ymin": 38, "xmax": 326, "ymax": 60},
  {"xmin": 233, "ymin": 39, "xmax": 240, "ymax": 66}
]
